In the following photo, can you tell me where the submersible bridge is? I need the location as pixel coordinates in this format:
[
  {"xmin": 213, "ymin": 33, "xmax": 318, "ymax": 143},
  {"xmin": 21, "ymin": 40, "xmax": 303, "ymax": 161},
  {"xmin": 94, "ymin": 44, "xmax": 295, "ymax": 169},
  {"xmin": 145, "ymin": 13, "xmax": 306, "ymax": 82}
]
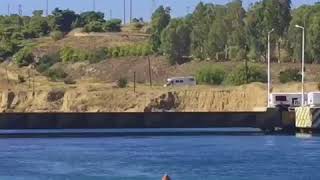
[{"xmin": 0, "ymin": 109, "xmax": 295, "ymax": 131}]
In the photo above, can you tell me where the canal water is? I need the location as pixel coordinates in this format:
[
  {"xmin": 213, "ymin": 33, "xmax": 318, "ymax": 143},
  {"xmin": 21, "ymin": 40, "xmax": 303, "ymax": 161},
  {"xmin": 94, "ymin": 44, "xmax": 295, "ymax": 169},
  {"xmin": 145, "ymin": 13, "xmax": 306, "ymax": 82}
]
[{"xmin": 0, "ymin": 129, "xmax": 319, "ymax": 180}]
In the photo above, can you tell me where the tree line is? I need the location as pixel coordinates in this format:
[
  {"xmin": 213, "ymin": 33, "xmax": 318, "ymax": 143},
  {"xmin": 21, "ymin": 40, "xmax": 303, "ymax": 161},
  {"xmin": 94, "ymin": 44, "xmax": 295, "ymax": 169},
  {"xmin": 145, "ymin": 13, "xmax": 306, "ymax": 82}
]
[
  {"xmin": 0, "ymin": 9, "xmax": 122, "ymax": 61},
  {"xmin": 151, "ymin": 0, "xmax": 320, "ymax": 65}
]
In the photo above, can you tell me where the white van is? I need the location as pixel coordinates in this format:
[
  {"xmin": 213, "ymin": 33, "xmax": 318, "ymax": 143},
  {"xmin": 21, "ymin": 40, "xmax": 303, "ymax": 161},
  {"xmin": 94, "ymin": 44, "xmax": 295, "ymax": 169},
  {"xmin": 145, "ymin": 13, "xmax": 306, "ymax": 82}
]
[
  {"xmin": 270, "ymin": 92, "xmax": 307, "ymax": 108},
  {"xmin": 164, "ymin": 76, "xmax": 196, "ymax": 87}
]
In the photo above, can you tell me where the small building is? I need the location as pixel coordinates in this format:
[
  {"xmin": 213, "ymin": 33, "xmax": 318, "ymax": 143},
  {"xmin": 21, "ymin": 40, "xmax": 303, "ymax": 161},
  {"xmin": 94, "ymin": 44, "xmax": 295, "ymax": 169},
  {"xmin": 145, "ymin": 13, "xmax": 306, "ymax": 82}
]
[
  {"xmin": 269, "ymin": 92, "xmax": 307, "ymax": 109},
  {"xmin": 307, "ymin": 92, "xmax": 320, "ymax": 107}
]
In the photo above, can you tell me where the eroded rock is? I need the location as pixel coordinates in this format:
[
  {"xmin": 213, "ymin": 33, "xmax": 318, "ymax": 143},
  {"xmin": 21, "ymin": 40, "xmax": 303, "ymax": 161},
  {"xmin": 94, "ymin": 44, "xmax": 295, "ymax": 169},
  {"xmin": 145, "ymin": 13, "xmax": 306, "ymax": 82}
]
[
  {"xmin": 47, "ymin": 89, "xmax": 65, "ymax": 102},
  {"xmin": 144, "ymin": 92, "xmax": 180, "ymax": 112}
]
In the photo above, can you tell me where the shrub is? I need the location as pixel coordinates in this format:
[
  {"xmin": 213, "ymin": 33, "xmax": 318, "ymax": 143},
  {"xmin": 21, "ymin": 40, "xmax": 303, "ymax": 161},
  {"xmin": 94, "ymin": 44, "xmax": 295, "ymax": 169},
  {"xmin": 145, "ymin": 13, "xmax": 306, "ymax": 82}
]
[
  {"xmin": 133, "ymin": 22, "xmax": 144, "ymax": 30},
  {"xmin": 45, "ymin": 68, "xmax": 68, "ymax": 81},
  {"xmin": 64, "ymin": 77, "xmax": 76, "ymax": 85},
  {"xmin": 89, "ymin": 48, "xmax": 108, "ymax": 63},
  {"xmin": 111, "ymin": 47, "xmax": 120, "ymax": 57},
  {"xmin": 36, "ymin": 53, "xmax": 61, "ymax": 73},
  {"xmin": 226, "ymin": 64, "xmax": 267, "ymax": 85},
  {"xmin": 104, "ymin": 19, "xmax": 122, "ymax": 32},
  {"xmin": 18, "ymin": 75, "xmax": 26, "ymax": 83},
  {"xmin": 229, "ymin": 46, "xmax": 238, "ymax": 60},
  {"xmin": 50, "ymin": 31, "xmax": 64, "ymax": 41},
  {"xmin": 83, "ymin": 21, "xmax": 104, "ymax": 32},
  {"xmin": 279, "ymin": 68, "xmax": 301, "ymax": 83},
  {"xmin": 60, "ymin": 47, "xmax": 90, "ymax": 63},
  {"xmin": 279, "ymin": 49, "xmax": 291, "ymax": 63},
  {"xmin": 117, "ymin": 77, "xmax": 128, "ymax": 88},
  {"xmin": 13, "ymin": 46, "xmax": 34, "ymax": 67},
  {"xmin": 215, "ymin": 52, "xmax": 225, "ymax": 61},
  {"xmin": 105, "ymin": 43, "xmax": 153, "ymax": 58},
  {"xmin": 247, "ymin": 48, "xmax": 259, "ymax": 62},
  {"xmin": 0, "ymin": 42, "xmax": 17, "ymax": 59},
  {"xmin": 196, "ymin": 66, "xmax": 226, "ymax": 85}
]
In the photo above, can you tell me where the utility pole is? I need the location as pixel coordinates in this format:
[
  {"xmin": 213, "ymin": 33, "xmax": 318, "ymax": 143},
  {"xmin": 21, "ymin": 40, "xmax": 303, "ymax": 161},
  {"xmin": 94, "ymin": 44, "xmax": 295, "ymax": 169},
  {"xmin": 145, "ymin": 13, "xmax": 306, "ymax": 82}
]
[
  {"xmin": 186, "ymin": 6, "xmax": 190, "ymax": 14},
  {"xmin": 18, "ymin": 4, "xmax": 22, "ymax": 16},
  {"xmin": 93, "ymin": 0, "xmax": 96, "ymax": 11},
  {"xmin": 46, "ymin": 0, "xmax": 49, "ymax": 16},
  {"xmin": 267, "ymin": 29, "xmax": 274, "ymax": 108},
  {"xmin": 148, "ymin": 56, "xmax": 152, "ymax": 87},
  {"xmin": 150, "ymin": 0, "xmax": 156, "ymax": 19},
  {"xmin": 295, "ymin": 25, "xmax": 305, "ymax": 106},
  {"xmin": 110, "ymin": 9, "xmax": 113, "ymax": 19},
  {"xmin": 7, "ymin": 4, "xmax": 10, "ymax": 16},
  {"xmin": 130, "ymin": 0, "xmax": 133, "ymax": 23},
  {"xmin": 133, "ymin": 72, "xmax": 136, "ymax": 93},
  {"xmin": 123, "ymin": 0, "xmax": 126, "ymax": 24}
]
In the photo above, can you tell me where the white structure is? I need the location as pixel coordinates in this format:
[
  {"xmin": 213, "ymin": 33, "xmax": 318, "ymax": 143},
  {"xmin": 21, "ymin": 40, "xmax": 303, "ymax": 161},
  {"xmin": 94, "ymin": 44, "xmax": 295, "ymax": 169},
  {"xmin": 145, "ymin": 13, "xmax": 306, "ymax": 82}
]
[
  {"xmin": 164, "ymin": 76, "xmax": 196, "ymax": 87},
  {"xmin": 267, "ymin": 29, "xmax": 274, "ymax": 108},
  {"xmin": 295, "ymin": 25, "xmax": 305, "ymax": 106},
  {"xmin": 270, "ymin": 93, "xmax": 307, "ymax": 108},
  {"xmin": 307, "ymin": 92, "xmax": 320, "ymax": 107}
]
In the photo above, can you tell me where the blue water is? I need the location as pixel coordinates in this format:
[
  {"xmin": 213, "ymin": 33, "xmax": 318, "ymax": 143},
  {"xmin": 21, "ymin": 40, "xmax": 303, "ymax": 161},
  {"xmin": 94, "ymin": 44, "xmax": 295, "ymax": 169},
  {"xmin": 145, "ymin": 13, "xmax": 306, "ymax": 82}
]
[{"xmin": 0, "ymin": 130, "xmax": 319, "ymax": 180}]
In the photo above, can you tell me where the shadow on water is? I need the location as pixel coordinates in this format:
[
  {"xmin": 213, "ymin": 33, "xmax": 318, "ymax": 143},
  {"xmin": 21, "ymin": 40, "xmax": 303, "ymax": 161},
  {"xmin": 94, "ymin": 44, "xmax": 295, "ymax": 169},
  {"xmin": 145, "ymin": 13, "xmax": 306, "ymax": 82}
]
[{"xmin": 0, "ymin": 128, "xmax": 296, "ymax": 139}]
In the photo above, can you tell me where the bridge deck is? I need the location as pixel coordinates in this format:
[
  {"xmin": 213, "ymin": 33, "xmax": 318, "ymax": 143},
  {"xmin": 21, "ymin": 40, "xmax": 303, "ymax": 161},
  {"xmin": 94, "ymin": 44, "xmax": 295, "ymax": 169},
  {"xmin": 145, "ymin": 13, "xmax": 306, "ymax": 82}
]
[{"xmin": 0, "ymin": 109, "xmax": 285, "ymax": 130}]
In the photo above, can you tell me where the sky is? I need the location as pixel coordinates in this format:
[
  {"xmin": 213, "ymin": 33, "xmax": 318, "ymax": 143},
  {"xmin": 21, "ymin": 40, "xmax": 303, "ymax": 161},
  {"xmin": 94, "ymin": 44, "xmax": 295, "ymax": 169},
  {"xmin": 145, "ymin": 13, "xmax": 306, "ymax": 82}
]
[{"xmin": 0, "ymin": 0, "xmax": 318, "ymax": 21}]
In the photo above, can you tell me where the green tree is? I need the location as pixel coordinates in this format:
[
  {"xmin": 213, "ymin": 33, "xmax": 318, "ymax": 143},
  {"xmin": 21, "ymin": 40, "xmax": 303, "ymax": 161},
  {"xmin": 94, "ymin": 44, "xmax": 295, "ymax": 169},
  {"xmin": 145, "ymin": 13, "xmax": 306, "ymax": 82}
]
[
  {"xmin": 309, "ymin": 13, "xmax": 320, "ymax": 63},
  {"xmin": 190, "ymin": 2, "xmax": 212, "ymax": 59},
  {"xmin": 83, "ymin": 21, "xmax": 104, "ymax": 32},
  {"xmin": 226, "ymin": 0, "xmax": 247, "ymax": 48},
  {"xmin": 226, "ymin": 64, "xmax": 267, "ymax": 85},
  {"xmin": 13, "ymin": 46, "xmax": 34, "ymax": 67},
  {"xmin": 80, "ymin": 11, "xmax": 105, "ymax": 25},
  {"xmin": 161, "ymin": 18, "xmax": 191, "ymax": 65},
  {"xmin": 196, "ymin": 66, "xmax": 226, "ymax": 85},
  {"xmin": 51, "ymin": 8, "xmax": 78, "ymax": 32},
  {"xmin": 104, "ymin": 19, "xmax": 122, "ymax": 32},
  {"xmin": 245, "ymin": 0, "xmax": 291, "ymax": 62},
  {"xmin": 26, "ymin": 11, "xmax": 50, "ymax": 37},
  {"xmin": 150, "ymin": 6, "xmax": 171, "ymax": 52}
]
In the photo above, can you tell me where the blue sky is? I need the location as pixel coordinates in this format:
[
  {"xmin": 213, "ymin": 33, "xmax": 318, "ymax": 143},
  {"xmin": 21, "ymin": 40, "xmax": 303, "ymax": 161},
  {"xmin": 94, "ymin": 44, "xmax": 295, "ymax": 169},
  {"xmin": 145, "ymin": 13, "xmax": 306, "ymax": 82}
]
[{"xmin": 0, "ymin": 0, "xmax": 318, "ymax": 21}]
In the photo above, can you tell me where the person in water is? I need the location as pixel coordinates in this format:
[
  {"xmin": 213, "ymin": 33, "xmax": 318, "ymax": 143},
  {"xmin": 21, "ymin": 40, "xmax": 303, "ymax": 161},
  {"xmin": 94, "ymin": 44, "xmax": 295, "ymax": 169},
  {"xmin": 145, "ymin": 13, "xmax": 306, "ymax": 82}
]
[{"xmin": 162, "ymin": 174, "xmax": 171, "ymax": 180}]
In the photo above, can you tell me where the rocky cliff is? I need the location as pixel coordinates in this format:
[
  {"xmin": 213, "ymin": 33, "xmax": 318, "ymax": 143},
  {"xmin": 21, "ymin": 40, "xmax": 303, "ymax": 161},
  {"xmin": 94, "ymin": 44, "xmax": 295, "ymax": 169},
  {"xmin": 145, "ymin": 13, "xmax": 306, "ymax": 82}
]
[{"xmin": 1, "ymin": 82, "xmax": 318, "ymax": 112}]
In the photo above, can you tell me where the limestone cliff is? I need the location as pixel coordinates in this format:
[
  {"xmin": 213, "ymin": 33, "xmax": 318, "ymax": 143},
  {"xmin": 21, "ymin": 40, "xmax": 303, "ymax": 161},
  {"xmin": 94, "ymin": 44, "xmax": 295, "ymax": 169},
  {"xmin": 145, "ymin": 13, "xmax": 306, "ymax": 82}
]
[{"xmin": 1, "ymin": 82, "xmax": 318, "ymax": 112}]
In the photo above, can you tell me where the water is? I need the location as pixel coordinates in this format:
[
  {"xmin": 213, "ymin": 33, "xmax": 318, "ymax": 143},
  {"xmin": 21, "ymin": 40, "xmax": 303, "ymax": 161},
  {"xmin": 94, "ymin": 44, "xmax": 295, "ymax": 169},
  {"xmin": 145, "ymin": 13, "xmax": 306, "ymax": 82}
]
[{"xmin": 0, "ymin": 129, "xmax": 319, "ymax": 180}]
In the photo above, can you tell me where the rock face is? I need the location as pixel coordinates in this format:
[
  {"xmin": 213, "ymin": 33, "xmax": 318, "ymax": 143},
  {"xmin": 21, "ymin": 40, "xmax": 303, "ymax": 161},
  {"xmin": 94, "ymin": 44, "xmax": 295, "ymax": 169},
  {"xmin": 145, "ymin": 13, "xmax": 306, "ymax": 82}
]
[
  {"xmin": 0, "ymin": 91, "xmax": 15, "ymax": 111},
  {"xmin": 144, "ymin": 92, "xmax": 180, "ymax": 112},
  {"xmin": 0, "ymin": 82, "xmax": 318, "ymax": 112},
  {"xmin": 47, "ymin": 89, "xmax": 65, "ymax": 102}
]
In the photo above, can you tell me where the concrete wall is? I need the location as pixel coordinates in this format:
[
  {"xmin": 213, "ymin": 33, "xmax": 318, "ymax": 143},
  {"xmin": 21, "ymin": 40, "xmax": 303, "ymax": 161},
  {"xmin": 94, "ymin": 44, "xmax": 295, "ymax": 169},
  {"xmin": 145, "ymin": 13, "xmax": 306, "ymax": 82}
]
[{"xmin": 0, "ymin": 109, "xmax": 284, "ymax": 130}]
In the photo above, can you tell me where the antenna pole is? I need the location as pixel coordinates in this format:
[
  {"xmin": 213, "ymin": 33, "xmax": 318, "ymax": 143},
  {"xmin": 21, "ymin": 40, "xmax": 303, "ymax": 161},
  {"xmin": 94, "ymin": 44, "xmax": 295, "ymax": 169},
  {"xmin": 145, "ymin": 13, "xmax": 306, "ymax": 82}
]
[
  {"xmin": 46, "ymin": 0, "xmax": 49, "ymax": 16},
  {"xmin": 130, "ymin": 0, "xmax": 133, "ymax": 23},
  {"xmin": 7, "ymin": 4, "xmax": 10, "ymax": 16},
  {"xmin": 123, "ymin": 0, "xmax": 126, "ymax": 24},
  {"xmin": 18, "ymin": 4, "xmax": 22, "ymax": 16}
]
